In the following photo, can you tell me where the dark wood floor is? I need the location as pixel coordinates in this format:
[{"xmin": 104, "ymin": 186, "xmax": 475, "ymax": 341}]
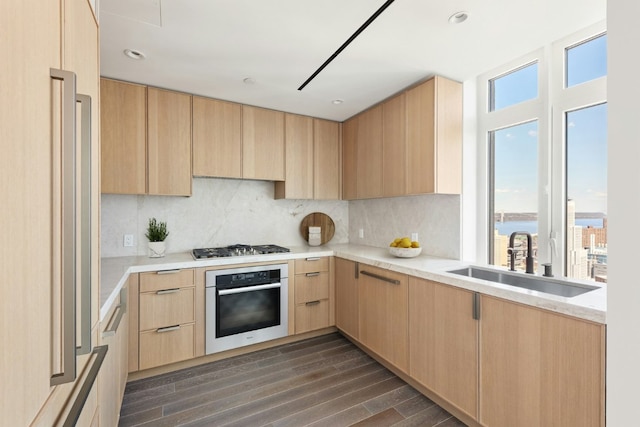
[{"xmin": 119, "ymin": 333, "xmax": 467, "ymax": 427}]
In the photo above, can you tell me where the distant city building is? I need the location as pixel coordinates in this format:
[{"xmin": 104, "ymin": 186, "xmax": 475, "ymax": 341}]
[{"xmin": 582, "ymin": 217, "xmax": 607, "ymax": 247}]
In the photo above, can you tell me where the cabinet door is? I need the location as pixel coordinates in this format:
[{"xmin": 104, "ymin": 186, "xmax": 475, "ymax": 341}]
[
  {"xmin": 98, "ymin": 286, "xmax": 129, "ymax": 427},
  {"xmin": 242, "ymin": 105, "xmax": 285, "ymax": 180},
  {"xmin": 480, "ymin": 296, "xmax": 605, "ymax": 427},
  {"xmin": 382, "ymin": 93, "xmax": 407, "ymax": 197},
  {"xmin": 406, "ymin": 77, "xmax": 462, "ymax": 195},
  {"xmin": 335, "ymin": 258, "xmax": 359, "ymax": 339},
  {"xmin": 100, "ymin": 78, "xmax": 147, "ymax": 194},
  {"xmin": 433, "ymin": 76, "xmax": 462, "ymax": 194},
  {"xmin": 356, "ymin": 104, "xmax": 383, "ymax": 199},
  {"xmin": 408, "ymin": 277, "xmax": 478, "ymax": 420},
  {"xmin": 192, "ymin": 96, "xmax": 242, "ymax": 178},
  {"xmin": 341, "ymin": 116, "xmax": 358, "ymax": 200},
  {"xmin": 147, "ymin": 87, "xmax": 193, "ymax": 196},
  {"xmin": 406, "ymin": 79, "xmax": 436, "ymax": 195},
  {"xmin": 313, "ymin": 118, "xmax": 341, "ymax": 199},
  {"xmin": 1, "ymin": 2, "xmax": 61, "ymax": 424},
  {"xmin": 358, "ymin": 265, "xmax": 408, "ymax": 372},
  {"xmin": 295, "ymin": 300, "xmax": 330, "ymax": 334},
  {"xmin": 276, "ymin": 113, "xmax": 314, "ymax": 199}
]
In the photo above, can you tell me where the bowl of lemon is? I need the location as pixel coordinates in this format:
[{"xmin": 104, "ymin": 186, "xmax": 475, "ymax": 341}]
[{"xmin": 389, "ymin": 237, "xmax": 422, "ymax": 258}]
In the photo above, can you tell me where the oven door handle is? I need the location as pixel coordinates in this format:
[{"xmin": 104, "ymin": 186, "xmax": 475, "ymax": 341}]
[{"xmin": 217, "ymin": 282, "xmax": 281, "ymax": 296}]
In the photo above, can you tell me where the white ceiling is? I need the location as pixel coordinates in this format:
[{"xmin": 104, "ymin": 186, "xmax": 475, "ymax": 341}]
[{"xmin": 99, "ymin": 0, "xmax": 606, "ymax": 121}]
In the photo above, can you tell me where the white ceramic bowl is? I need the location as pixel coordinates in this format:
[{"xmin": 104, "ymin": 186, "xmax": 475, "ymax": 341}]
[{"xmin": 389, "ymin": 246, "xmax": 422, "ymax": 258}]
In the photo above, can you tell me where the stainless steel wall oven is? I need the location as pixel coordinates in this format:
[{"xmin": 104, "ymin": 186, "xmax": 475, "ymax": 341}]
[{"xmin": 205, "ymin": 263, "xmax": 288, "ymax": 354}]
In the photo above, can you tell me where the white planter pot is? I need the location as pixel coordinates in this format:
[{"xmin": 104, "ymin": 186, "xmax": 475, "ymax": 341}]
[{"xmin": 148, "ymin": 241, "xmax": 166, "ymax": 258}]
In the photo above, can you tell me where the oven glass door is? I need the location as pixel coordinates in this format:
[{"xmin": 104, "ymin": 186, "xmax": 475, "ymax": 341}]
[{"xmin": 216, "ymin": 283, "xmax": 281, "ymax": 338}]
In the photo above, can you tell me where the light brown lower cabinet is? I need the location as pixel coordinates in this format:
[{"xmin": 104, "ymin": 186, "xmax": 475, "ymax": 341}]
[
  {"xmin": 334, "ymin": 258, "xmax": 605, "ymax": 427},
  {"xmin": 479, "ymin": 295, "xmax": 605, "ymax": 427},
  {"xmin": 293, "ymin": 257, "xmax": 333, "ymax": 334},
  {"xmin": 335, "ymin": 258, "xmax": 359, "ymax": 339},
  {"xmin": 137, "ymin": 269, "xmax": 196, "ymax": 371},
  {"xmin": 98, "ymin": 284, "xmax": 129, "ymax": 427},
  {"xmin": 358, "ymin": 264, "xmax": 408, "ymax": 373},
  {"xmin": 408, "ymin": 277, "xmax": 478, "ymax": 420}
]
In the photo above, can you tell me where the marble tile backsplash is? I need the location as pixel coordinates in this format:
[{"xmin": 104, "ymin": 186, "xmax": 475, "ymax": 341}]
[
  {"xmin": 101, "ymin": 178, "xmax": 460, "ymax": 259},
  {"xmin": 101, "ymin": 178, "xmax": 349, "ymax": 257},
  {"xmin": 349, "ymin": 194, "xmax": 461, "ymax": 259}
]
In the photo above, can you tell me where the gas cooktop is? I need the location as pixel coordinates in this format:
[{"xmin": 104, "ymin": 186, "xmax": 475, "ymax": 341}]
[{"xmin": 192, "ymin": 244, "xmax": 290, "ymax": 260}]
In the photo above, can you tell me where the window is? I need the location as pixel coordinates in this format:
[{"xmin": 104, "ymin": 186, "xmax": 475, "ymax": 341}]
[
  {"xmin": 489, "ymin": 62, "xmax": 538, "ymax": 111},
  {"xmin": 490, "ymin": 121, "xmax": 539, "ymax": 269},
  {"xmin": 566, "ymin": 34, "xmax": 607, "ymax": 87},
  {"xmin": 478, "ymin": 22, "xmax": 607, "ymax": 282},
  {"xmin": 566, "ymin": 103, "xmax": 608, "ymax": 280}
]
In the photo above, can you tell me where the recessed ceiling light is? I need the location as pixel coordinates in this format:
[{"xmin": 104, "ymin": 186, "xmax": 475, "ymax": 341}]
[
  {"xmin": 332, "ymin": 99, "xmax": 344, "ymax": 105},
  {"xmin": 448, "ymin": 11, "xmax": 468, "ymax": 24},
  {"xmin": 123, "ymin": 49, "xmax": 145, "ymax": 60},
  {"xmin": 243, "ymin": 77, "xmax": 256, "ymax": 85}
]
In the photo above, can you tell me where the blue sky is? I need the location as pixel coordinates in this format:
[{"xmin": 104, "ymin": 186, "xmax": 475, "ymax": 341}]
[{"xmin": 492, "ymin": 34, "xmax": 607, "ymax": 214}]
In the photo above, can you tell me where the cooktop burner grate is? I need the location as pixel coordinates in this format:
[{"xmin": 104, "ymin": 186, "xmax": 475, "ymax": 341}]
[{"xmin": 192, "ymin": 244, "xmax": 290, "ymax": 259}]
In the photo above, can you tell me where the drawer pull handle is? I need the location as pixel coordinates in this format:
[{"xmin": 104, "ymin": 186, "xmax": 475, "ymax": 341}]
[
  {"xmin": 305, "ymin": 257, "xmax": 321, "ymax": 261},
  {"xmin": 157, "ymin": 325, "xmax": 181, "ymax": 333},
  {"xmin": 305, "ymin": 272, "xmax": 320, "ymax": 277},
  {"xmin": 156, "ymin": 269, "xmax": 181, "ymax": 275},
  {"xmin": 360, "ymin": 270, "xmax": 400, "ymax": 285},
  {"xmin": 102, "ymin": 303, "xmax": 125, "ymax": 338},
  {"xmin": 156, "ymin": 288, "xmax": 180, "ymax": 295},
  {"xmin": 305, "ymin": 300, "xmax": 321, "ymax": 306}
]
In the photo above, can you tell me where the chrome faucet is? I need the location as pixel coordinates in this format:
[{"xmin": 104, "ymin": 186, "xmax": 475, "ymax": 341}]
[{"xmin": 508, "ymin": 231, "xmax": 535, "ymax": 274}]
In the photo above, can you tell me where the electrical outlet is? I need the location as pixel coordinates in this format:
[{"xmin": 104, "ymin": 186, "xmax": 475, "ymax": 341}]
[
  {"xmin": 358, "ymin": 228, "xmax": 364, "ymax": 239},
  {"xmin": 123, "ymin": 234, "xmax": 134, "ymax": 247},
  {"xmin": 411, "ymin": 232, "xmax": 419, "ymax": 242}
]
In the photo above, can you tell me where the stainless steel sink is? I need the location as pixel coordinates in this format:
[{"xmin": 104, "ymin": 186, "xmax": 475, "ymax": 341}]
[{"xmin": 447, "ymin": 266, "xmax": 599, "ymax": 297}]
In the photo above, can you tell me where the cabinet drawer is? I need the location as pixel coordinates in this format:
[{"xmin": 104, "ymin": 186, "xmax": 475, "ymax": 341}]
[
  {"xmin": 139, "ymin": 287, "xmax": 195, "ymax": 331},
  {"xmin": 295, "ymin": 300, "xmax": 330, "ymax": 334},
  {"xmin": 139, "ymin": 323, "xmax": 194, "ymax": 370},
  {"xmin": 295, "ymin": 256, "xmax": 329, "ymax": 274},
  {"xmin": 140, "ymin": 268, "xmax": 194, "ymax": 293},
  {"xmin": 294, "ymin": 272, "xmax": 329, "ymax": 304}
]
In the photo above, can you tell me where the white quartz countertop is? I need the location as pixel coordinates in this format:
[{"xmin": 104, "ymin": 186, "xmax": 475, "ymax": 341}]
[{"xmin": 100, "ymin": 243, "xmax": 606, "ymax": 324}]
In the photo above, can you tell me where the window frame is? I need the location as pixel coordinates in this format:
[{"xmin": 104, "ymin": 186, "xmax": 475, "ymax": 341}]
[
  {"xmin": 550, "ymin": 23, "xmax": 607, "ymax": 276},
  {"xmin": 476, "ymin": 20, "xmax": 606, "ymax": 277}
]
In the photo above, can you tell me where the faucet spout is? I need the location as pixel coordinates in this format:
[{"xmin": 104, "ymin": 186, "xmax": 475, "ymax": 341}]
[{"xmin": 508, "ymin": 231, "xmax": 535, "ymax": 274}]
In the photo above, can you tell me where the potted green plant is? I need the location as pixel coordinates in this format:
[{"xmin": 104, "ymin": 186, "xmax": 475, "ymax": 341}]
[{"xmin": 145, "ymin": 217, "xmax": 169, "ymax": 257}]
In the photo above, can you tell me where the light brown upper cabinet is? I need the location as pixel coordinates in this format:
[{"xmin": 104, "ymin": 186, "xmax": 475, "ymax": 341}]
[
  {"xmin": 341, "ymin": 75, "xmax": 462, "ymax": 200},
  {"xmin": 382, "ymin": 93, "xmax": 407, "ymax": 197},
  {"xmin": 342, "ymin": 116, "xmax": 358, "ymax": 200},
  {"xmin": 100, "ymin": 79, "xmax": 193, "ymax": 196},
  {"xmin": 275, "ymin": 115, "xmax": 341, "ymax": 200},
  {"xmin": 242, "ymin": 105, "xmax": 285, "ymax": 181},
  {"xmin": 406, "ymin": 76, "xmax": 462, "ymax": 195},
  {"xmin": 356, "ymin": 104, "xmax": 384, "ymax": 199},
  {"xmin": 147, "ymin": 87, "xmax": 192, "ymax": 196},
  {"xmin": 101, "ymin": 79, "xmax": 147, "ymax": 194},
  {"xmin": 313, "ymin": 119, "xmax": 341, "ymax": 199},
  {"xmin": 192, "ymin": 96, "xmax": 242, "ymax": 179},
  {"xmin": 341, "ymin": 105, "xmax": 383, "ymax": 199},
  {"xmin": 275, "ymin": 113, "xmax": 313, "ymax": 199}
]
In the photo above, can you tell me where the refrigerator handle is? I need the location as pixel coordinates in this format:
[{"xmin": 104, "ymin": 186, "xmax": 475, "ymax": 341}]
[{"xmin": 50, "ymin": 68, "xmax": 77, "ymax": 386}]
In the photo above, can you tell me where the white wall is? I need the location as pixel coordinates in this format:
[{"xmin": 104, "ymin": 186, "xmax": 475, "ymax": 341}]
[
  {"xmin": 606, "ymin": 1, "xmax": 640, "ymax": 424},
  {"xmin": 101, "ymin": 177, "xmax": 349, "ymax": 257}
]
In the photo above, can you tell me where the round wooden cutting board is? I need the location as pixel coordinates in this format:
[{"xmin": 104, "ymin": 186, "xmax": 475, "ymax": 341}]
[{"xmin": 299, "ymin": 212, "xmax": 335, "ymax": 245}]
